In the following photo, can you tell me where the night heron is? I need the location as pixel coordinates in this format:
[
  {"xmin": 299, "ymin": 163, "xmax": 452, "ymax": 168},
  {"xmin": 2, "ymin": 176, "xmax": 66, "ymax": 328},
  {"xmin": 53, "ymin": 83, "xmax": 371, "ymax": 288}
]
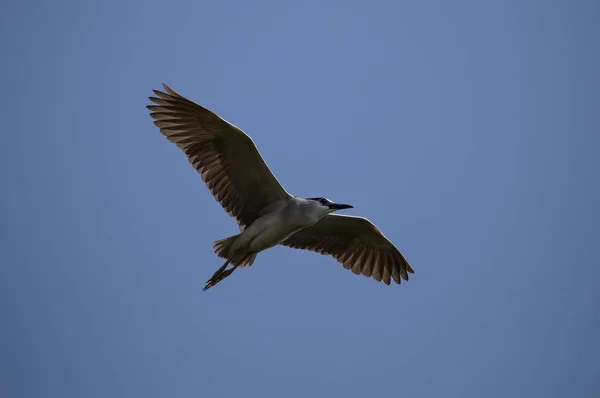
[{"xmin": 147, "ymin": 84, "xmax": 414, "ymax": 291}]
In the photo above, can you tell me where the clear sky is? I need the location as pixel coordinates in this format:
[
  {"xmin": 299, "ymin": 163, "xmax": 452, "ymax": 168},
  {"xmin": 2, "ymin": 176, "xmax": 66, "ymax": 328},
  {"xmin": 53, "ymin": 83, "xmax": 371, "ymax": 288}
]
[{"xmin": 2, "ymin": 0, "xmax": 599, "ymax": 397}]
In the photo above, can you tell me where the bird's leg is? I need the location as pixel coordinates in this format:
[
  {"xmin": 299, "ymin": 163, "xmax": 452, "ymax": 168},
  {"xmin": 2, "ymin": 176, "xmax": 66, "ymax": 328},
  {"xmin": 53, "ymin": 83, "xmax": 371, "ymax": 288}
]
[{"xmin": 203, "ymin": 259, "xmax": 237, "ymax": 291}]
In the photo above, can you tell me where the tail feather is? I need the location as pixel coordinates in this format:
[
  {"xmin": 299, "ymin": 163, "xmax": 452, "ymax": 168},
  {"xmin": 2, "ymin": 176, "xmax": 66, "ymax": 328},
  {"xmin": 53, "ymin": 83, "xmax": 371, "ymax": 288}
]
[
  {"xmin": 213, "ymin": 235, "xmax": 257, "ymax": 268},
  {"xmin": 213, "ymin": 235, "xmax": 239, "ymax": 258},
  {"xmin": 236, "ymin": 253, "xmax": 257, "ymax": 268}
]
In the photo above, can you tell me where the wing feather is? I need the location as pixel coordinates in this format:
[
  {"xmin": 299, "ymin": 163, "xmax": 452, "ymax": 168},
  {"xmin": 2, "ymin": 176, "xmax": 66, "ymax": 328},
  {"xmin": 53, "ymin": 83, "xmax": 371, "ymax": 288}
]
[
  {"xmin": 148, "ymin": 83, "xmax": 290, "ymax": 228},
  {"xmin": 281, "ymin": 214, "xmax": 414, "ymax": 285}
]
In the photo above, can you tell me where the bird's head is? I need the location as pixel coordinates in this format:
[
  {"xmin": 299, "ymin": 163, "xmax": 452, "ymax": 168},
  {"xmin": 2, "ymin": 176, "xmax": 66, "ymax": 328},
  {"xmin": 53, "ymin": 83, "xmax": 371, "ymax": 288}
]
[{"xmin": 306, "ymin": 197, "xmax": 353, "ymax": 216}]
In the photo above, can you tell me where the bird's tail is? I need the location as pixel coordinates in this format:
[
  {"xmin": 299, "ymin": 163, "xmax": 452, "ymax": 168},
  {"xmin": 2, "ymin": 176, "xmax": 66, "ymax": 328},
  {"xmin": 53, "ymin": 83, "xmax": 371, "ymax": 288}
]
[
  {"xmin": 213, "ymin": 235, "xmax": 257, "ymax": 268},
  {"xmin": 203, "ymin": 235, "xmax": 257, "ymax": 291}
]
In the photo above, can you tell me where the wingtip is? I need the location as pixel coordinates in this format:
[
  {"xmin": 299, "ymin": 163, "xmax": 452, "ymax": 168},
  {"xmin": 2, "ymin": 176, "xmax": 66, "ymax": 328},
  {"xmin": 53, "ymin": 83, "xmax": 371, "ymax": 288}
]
[
  {"xmin": 400, "ymin": 269, "xmax": 409, "ymax": 281},
  {"xmin": 149, "ymin": 84, "xmax": 175, "ymax": 100},
  {"xmin": 162, "ymin": 82, "xmax": 177, "ymax": 96}
]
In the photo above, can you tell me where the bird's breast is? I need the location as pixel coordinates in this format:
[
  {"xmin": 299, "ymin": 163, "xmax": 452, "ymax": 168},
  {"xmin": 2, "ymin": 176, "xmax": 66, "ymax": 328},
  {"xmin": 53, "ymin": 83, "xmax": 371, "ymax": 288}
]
[{"xmin": 241, "ymin": 210, "xmax": 315, "ymax": 253}]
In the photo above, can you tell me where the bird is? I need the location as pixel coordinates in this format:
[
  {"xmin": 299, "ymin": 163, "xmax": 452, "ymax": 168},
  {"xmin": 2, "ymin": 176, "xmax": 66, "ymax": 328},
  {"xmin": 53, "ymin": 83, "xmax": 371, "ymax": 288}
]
[{"xmin": 147, "ymin": 83, "xmax": 414, "ymax": 291}]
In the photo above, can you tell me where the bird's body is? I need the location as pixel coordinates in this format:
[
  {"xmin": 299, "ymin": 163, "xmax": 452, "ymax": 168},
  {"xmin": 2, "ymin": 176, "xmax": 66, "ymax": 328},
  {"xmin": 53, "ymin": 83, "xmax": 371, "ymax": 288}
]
[
  {"xmin": 236, "ymin": 198, "xmax": 325, "ymax": 253},
  {"xmin": 148, "ymin": 83, "xmax": 414, "ymax": 291}
]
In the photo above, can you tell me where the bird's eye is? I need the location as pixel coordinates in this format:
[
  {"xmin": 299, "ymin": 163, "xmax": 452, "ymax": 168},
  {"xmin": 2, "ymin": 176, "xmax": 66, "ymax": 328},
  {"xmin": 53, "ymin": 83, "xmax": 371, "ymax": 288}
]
[{"xmin": 320, "ymin": 198, "xmax": 328, "ymax": 204}]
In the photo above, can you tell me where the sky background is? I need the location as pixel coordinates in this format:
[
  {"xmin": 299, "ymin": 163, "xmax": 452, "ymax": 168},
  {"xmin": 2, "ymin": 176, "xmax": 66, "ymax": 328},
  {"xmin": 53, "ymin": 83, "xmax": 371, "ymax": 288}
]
[{"xmin": 1, "ymin": 0, "xmax": 599, "ymax": 397}]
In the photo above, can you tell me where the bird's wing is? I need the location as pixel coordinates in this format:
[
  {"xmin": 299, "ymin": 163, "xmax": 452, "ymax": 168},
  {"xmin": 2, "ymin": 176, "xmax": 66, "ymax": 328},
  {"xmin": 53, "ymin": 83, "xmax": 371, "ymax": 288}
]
[
  {"xmin": 148, "ymin": 84, "xmax": 291, "ymax": 228},
  {"xmin": 280, "ymin": 214, "xmax": 414, "ymax": 285}
]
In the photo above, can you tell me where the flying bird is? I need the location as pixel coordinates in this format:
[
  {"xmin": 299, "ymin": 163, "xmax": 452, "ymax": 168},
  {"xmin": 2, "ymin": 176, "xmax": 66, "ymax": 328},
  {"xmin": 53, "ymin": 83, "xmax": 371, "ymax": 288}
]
[{"xmin": 147, "ymin": 84, "xmax": 414, "ymax": 291}]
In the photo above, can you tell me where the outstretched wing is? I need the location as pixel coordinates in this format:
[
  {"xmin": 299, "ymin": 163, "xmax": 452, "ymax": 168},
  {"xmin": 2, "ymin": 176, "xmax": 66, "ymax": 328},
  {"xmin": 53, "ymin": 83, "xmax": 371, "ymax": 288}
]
[
  {"xmin": 148, "ymin": 84, "xmax": 291, "ymax": 228},
  {"xmin": 281, "ymin": 214, "xmax": 414, "ymax": 285}
]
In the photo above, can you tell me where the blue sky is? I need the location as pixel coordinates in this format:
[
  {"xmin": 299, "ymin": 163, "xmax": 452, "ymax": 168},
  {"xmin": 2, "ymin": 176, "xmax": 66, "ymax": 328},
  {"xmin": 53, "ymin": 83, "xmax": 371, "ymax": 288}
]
[{"xmin": 2, "ymin": 0, "xmax": 599, "ymax": 396}]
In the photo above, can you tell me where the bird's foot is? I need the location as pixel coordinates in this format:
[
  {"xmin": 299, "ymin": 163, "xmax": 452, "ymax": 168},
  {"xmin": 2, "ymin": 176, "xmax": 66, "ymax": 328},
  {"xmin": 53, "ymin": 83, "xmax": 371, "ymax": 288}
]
[{"xmin": 203, "ymin": 260, "xmax": 236, "ymax": 291}]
